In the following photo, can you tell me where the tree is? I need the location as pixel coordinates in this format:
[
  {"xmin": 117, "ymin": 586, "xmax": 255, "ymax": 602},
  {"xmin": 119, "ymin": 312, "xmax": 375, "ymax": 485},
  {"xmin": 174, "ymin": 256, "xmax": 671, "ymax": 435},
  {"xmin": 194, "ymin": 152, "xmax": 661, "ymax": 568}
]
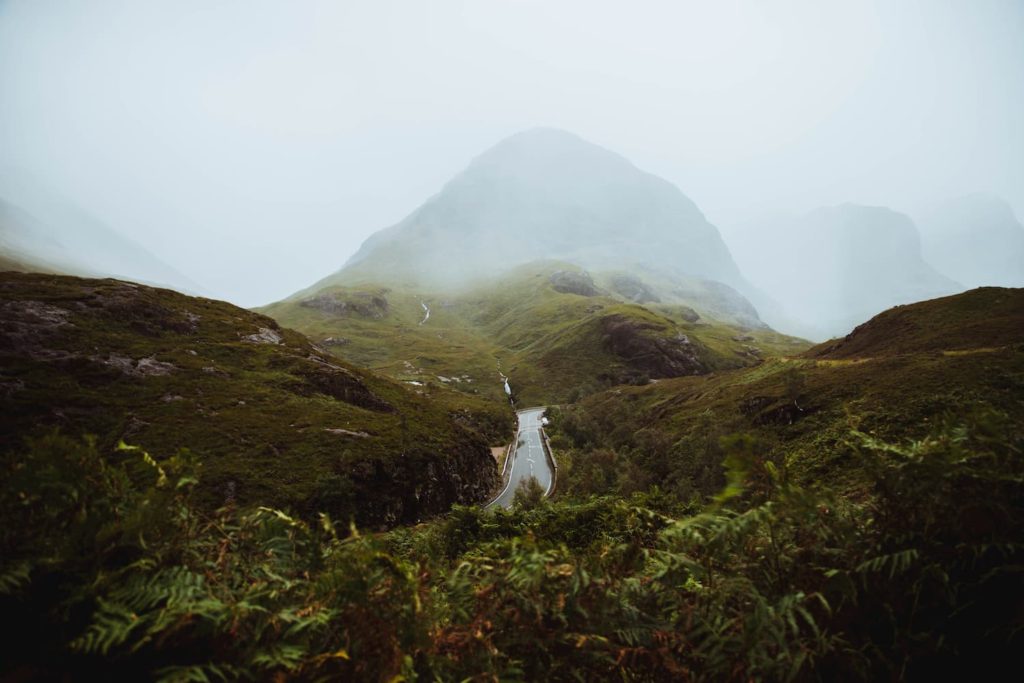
[{"xmin": 512, "ymin": 476, "xmax": 546, "ymax": 509}]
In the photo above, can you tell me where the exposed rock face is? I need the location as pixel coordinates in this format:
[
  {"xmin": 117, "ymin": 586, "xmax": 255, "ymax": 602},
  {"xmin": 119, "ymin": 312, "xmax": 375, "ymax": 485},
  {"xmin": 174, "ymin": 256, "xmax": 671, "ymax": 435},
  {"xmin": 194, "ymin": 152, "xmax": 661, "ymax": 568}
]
[
  {"xmin": 600, "ymin": 315, "xmax": 707, "ymax": 378},
  {"xmin": 320, "ymin": 336, "xmax": 350, "ymax": 347},
  {"xmin": 609, "ymin": 274, "xmax": 660, "ymax": 303},
  {"xmin": 549, "ymin": 270, "xmax": 600, "ymax": 296},
  {"xmin": 243, "ymin": 327, "xmax": 282, "ymax": 344},
  {"xmin": 300, "ymin": 291, "xmax": 389, "ymax": 319},
  {"xmin": 0, "ymin": 300, "xmax": 72, "ymax": 353},
  {"xmin": 100, "ymin": 354, "xmax": 177, "ymax": 377},
  {"xmin": 291, "ymin": 355, "xmax": 394, "ymax": 412},
  {"xmin": 344, "ymin": 438, "xmax": 500, "ymax": 527}
]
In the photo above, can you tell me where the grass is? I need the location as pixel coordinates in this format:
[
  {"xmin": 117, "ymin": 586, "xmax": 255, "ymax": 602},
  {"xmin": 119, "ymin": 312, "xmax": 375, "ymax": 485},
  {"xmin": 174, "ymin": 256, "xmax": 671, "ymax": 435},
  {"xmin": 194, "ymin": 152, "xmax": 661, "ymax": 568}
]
[
  {"xmin": 260, "ymin": 260, "xmax": 810, "ymax": 408},
  {"xmin": 555, "ymin": 286, "xmax": 1024, "ymax": 496},
  {"xmin": 0, "ymin": 272, "xmax": 506, "ymax": 527}
]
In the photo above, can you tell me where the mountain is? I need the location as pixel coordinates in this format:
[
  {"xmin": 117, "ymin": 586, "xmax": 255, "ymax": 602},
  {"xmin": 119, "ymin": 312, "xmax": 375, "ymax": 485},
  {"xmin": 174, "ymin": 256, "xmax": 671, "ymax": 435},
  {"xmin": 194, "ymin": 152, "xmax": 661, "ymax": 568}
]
[
  {"xmin": 728, "ymin": 204, "xmax": 961, "ymax": 340},
  {"xmin": 0, "ymin": 176, "xmax": 204, "ymax": 295},
  {"xmin": 0, "ymin": 271, "xmax": 501, "ymax": 527},
  {"xmin": 264, "ymin": 130, "xmax": 805, "ymax": 403},
  {"xmin": 916, "ymin": 194, "xmax": 1024, "ymax": 289},
  {"xmin": 305, "ymin": 128, "xmax": 762, "ymax": 323}
]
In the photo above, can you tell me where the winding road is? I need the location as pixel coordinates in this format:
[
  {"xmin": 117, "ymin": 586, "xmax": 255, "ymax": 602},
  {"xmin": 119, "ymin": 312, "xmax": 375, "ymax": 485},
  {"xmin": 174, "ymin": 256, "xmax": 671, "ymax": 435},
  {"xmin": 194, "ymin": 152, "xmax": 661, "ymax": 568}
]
[{"xmin": 487, "ymin": 407, "xmax": 554, "ymax": 509}]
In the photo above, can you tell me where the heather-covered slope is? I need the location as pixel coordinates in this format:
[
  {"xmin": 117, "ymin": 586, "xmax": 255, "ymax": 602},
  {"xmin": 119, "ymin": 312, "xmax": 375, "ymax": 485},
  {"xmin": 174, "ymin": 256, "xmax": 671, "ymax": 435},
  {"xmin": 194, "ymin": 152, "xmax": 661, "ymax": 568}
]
[
  {"xmin": 262, "ymin": 262, "xmax": 809, "ymax": 407},
  {"xmin": 0, "ymin": 272, "xmax": 499, "ymax": 527},
  {"xmin": 807, "ymin": 287, "xmax": 1024, "ymax": 359},
  {"xmin": 549, "ymin": 287, "xmax": 1024, "ymax": 498}
]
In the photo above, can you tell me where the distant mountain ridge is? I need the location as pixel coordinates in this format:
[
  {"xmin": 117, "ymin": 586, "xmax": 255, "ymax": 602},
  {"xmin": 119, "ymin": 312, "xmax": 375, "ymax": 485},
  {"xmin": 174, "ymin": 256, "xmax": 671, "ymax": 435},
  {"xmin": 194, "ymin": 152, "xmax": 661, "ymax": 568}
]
[
  {"xmin": 727, "ymin": 203, "xmax": 961, "ymax": 340},
  {"xmin": 309, "ymin": 128, "xmax": 760, "ymax": 321},
  {"xmin": 0, "ymin": 172, "xmax": 204, "ymax": 295},
  {"xmin": 916, "ymin": 194, "xmax": 1024, "ymax": 290}
]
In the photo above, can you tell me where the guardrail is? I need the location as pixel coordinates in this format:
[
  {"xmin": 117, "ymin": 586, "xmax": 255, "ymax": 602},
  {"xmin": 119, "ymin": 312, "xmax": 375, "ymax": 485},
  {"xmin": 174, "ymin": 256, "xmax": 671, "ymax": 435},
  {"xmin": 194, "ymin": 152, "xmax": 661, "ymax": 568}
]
[{"xmin": 540, "ymin": 423, "xmax": 558, "ymax": 497}]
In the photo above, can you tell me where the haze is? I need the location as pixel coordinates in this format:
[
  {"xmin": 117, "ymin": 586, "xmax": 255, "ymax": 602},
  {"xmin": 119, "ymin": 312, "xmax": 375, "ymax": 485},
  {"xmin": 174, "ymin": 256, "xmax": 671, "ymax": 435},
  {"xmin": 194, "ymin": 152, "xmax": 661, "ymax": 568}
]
[{"xmin": 1, "ymin": 0, "xmax": 1022, "ymax": 307}]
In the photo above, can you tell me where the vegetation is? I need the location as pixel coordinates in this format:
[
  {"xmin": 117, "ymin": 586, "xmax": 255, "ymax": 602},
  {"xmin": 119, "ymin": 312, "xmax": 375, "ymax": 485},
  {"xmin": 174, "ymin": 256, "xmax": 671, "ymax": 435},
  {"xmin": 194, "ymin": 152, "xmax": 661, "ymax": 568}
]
[
  {"xmin": 262, "ymin": 261, "xmax": 808, "ymax": 407},
  {"xmin": 3, "ymin": 271, "xmax": 1021, "ymax": 680},
  {"xmin": 2, "ymin": 410, "xmax": 1021, "ymax": 680},
  {"xmin": 0, "ymin": 272, "xmax": 505, "ymax": 527},
  {"xmin": 549, "ymin": 288, "xmax": 1024, "ymax": 499}
]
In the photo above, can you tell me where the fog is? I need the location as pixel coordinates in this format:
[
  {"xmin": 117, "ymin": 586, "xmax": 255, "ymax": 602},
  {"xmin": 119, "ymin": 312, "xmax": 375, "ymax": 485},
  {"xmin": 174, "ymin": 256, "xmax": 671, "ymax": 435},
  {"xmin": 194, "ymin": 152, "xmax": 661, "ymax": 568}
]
[{"xmin": 1, "ymin": 0, "xmax": 1022, "ymax": 308}]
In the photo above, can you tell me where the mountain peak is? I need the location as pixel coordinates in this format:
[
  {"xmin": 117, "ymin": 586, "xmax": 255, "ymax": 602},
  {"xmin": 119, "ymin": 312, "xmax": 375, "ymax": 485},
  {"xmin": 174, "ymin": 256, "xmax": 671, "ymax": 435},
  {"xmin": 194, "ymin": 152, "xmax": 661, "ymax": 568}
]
[{"xmin": 330, "ymin": 129, "xmax": 748, "ymax": 304}]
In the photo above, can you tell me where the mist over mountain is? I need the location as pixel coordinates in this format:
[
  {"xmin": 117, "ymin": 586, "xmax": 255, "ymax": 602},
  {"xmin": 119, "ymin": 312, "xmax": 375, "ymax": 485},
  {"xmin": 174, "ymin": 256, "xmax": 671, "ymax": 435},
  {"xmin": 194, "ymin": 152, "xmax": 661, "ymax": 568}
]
[
  {"xmin": 331, "ymin": 129, "xmax": 753, "ymax": 300},
  {"xmin": 916, "ymin": 194, "xmax": 1024, "ymax": 289},
  {"xmin": 0, "ymin": 176, "xmax": 204, "ymax": 295},
  {"xmin": 728, "ymin": 204, "xmax": 961, "ymax": 340}
]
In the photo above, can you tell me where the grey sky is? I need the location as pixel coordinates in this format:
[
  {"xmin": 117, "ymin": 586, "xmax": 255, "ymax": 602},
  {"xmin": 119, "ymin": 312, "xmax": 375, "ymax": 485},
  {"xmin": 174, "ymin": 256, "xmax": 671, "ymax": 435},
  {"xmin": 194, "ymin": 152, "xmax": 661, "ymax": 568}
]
[{"xmin": 2, "ymin": 0, "xmax": 1022, "ymax": 306}]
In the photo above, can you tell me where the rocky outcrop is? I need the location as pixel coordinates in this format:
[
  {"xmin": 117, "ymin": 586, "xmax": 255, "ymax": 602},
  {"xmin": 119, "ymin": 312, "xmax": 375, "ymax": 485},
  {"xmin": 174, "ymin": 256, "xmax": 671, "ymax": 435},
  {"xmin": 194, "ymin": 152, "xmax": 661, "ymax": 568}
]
[
  {"xmin": 288, "ymin": 355, "xmax": 395, "ymax": 412},
  {"xmin": 549, "ymin": 270, "xmax": 600, "ymax": 297},
  {"xmin": 609, "ymin": 274, "xmax": 660, "ymax": 304},
  {"xmin": 600, "ymin": 315, "xmax": 707, "ymax": 378},
  {"xmin": 100, "ymin": 354, "xmax": 177, "ymax": 377},
  {"xmin": 243, "ymin": 327, "xmax": 283, "ymax": 344},
  {"xmin": 300, "ymin": 291, "xmax": 389, "ymax": 319},
  {"xmin": 340, "ymin": 436, "xmax": 499, "ymax": 527}
]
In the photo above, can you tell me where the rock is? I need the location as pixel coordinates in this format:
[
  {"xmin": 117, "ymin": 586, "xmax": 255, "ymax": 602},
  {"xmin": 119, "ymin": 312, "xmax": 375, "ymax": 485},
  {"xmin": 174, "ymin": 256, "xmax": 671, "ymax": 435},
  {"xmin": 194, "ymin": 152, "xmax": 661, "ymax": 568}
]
[
  {"xmin": 0, "ymin": 300, "xmax": 73, "ymax": 353},
  {"xmin": 549, "ymin": 270, "xmax": 600, "ymax": 296},
  {"xmin": 4, "ymin": 300, "xmax": 71, "ymax": 326},
  {"xmin": 324, "ymin": 427, "xmax": 371, "ymax": 438},
  {"xmin": 243, "ymin": 327, "xmax": 283, "ymax": 344},
  {"xmin": 321, "ymin": 336, "xmax": 350, "ymax": 346},
  {"xmin": 136, "ymin": 356, "xmax": 176, "ymax": 376},
  {"xmin": 100, "ymin": 354, "xmax": 176, "ymax": 377},
  {"xmin": 600, "ymin": 315, "xmax": 707, "ymax": 377},
  {"xmin": 290, "ymin": 357, "xmax": 394, "ymax": 412},
  {"xmin": 300, "ymin": 291, "xmax": 389, "ymax": 319},
  {"xmin": 609, "ymin": 274, "xmax": 661, "ymax": 303}
]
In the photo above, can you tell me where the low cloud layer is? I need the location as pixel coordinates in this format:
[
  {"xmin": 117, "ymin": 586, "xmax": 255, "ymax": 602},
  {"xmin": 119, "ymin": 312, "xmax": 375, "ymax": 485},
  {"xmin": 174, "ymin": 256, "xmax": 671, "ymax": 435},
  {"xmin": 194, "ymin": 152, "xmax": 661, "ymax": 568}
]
[{"xmin": 1, "ymin": 0, "xmax": 1022, "ymax": 307}]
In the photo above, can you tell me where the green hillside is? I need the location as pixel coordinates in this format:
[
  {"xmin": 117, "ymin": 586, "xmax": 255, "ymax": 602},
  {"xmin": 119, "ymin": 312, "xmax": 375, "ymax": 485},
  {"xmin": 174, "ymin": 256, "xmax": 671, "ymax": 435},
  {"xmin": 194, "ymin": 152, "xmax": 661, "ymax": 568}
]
[
  {"xmin": 0, "ymin": 272, "xmax": 503, "ymax": 527},
  {"xmin": 261, "ymin": 261, "xmax": 809, "ymax": 406},
  {"xmin": 548, "ymin": 287, "xmax": 1024, "ymax": 499}
]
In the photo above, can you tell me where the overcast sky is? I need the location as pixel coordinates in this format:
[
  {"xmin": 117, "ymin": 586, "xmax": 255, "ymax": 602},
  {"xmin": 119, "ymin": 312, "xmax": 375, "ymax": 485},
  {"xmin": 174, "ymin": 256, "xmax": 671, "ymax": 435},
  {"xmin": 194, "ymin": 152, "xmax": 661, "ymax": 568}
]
[{"xmin": 2, "ymin": 0, "xmax": 1022, "ymax": 306}]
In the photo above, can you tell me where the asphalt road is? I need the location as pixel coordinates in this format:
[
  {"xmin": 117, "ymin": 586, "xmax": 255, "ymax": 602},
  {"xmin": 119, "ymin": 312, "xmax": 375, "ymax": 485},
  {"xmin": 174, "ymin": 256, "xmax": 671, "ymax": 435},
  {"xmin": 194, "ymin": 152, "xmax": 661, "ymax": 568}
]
[{"xmin": 487, "ymin": 407, "xmax": 553, "ymax": 509}]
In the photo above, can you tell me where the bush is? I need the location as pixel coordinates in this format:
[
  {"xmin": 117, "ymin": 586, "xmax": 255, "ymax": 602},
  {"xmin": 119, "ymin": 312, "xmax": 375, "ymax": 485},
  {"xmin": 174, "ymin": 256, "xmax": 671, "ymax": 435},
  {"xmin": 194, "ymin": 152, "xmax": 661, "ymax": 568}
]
[{"xmin": 2, "ymin": 410, "xmax": 1021, "ymax": 680}]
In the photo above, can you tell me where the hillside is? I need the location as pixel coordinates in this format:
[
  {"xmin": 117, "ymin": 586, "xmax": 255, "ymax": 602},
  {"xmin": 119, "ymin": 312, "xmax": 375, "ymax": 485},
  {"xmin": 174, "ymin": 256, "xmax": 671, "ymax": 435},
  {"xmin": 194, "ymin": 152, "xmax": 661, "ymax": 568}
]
[
  {"xmin": 807, "ymin": 287, "xmax": 1024, "ymax": 359},
  {"xmin": 549, "ymin": 287, "xmax": 1024, "ymax": 497},
  {"xmin": 5, "ymin": 283, "xmax": 1021, "ymax": 681},
  {"xmin": 262, "ymin": 261, "xmax": 809, "ymax": 407},
  {"xmin": 0, "ymin": 272, "xmax": 502, "ymax": 527}
]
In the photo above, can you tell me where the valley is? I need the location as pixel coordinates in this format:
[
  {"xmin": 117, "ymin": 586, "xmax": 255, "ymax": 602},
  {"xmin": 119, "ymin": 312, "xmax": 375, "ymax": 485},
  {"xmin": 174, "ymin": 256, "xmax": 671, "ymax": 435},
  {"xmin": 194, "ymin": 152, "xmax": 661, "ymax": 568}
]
[{"xmin": 2, "ymin": 127, "xmax": 1023, "ymax": 680}]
